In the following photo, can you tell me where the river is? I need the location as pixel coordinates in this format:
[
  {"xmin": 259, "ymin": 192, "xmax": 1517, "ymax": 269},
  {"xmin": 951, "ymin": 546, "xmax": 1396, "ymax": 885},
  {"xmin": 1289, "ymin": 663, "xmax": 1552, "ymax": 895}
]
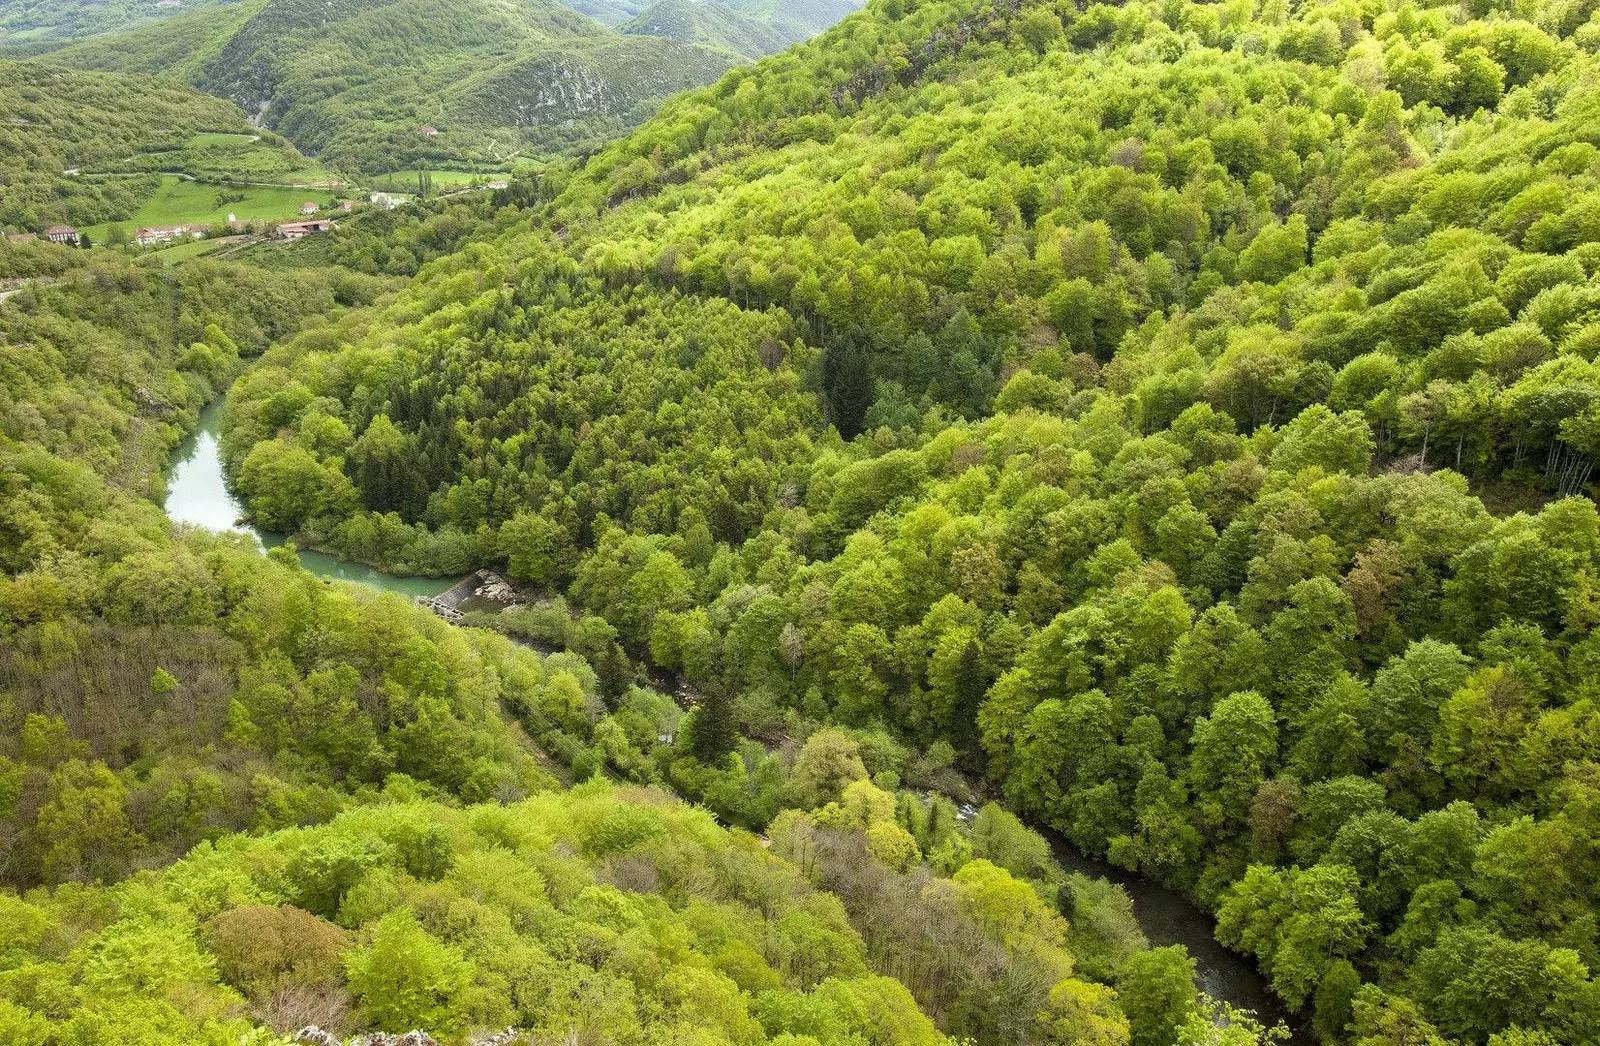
[
  {"xmin": 163, "ymin": 399, "xmax": 455, "ymax": 599},
  {"xmin": 162, "ymin": 398, "xmax": 1308, "ymax": 1042},
  {"xmin": 1048, "ymin": 836, "xmax": 1310, "ymax": 1043}
]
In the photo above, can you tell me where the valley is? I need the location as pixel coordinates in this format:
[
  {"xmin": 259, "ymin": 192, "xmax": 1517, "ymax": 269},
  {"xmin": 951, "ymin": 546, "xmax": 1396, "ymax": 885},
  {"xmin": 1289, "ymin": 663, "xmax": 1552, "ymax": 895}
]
[
  {"xmin": 3, "ymin": 0, "xmax": 1600, "ymax": 1043},
  {"xmin": 156, "ymin": 390, "xmax": 1311, "ymax": 1043}
]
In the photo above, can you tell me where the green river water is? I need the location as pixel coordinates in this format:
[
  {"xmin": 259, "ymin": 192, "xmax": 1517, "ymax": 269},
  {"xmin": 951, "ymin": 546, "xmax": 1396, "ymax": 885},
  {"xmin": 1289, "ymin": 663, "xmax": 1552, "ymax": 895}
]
[{"xmin": 162, "ymin": 400, "xmax": 456, "ymax": 599}]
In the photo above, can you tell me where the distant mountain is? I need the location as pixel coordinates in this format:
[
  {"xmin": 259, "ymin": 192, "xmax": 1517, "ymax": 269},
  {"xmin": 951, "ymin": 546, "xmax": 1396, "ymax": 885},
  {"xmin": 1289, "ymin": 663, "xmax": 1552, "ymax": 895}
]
[
  {"xmin": 619, "ymin": 0, "xmax": 800, "ymax": 61},
  {"xmin": 0, "ymin": 0, "xmax": 227, "ymax": 54},
  {"xmin": 45, "ymin": 0, "xmax": 744, "ymax": 174},
  {"xmin": 720, "ymin": 0, "xmax": 864, "ymax": 38},
  {"xmin": 560, "ymin": 0, "xmax": 862, "ymax": 36},
  {"xmin": 42, "ymin": 0, "xmax": 265, "ymax": 81}
]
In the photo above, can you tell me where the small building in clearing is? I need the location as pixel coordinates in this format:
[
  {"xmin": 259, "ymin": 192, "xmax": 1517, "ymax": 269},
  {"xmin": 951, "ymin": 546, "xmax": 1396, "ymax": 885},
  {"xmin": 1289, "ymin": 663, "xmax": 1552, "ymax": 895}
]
[
  {"xmin": 274, "ymin": 218, "xmax": 334, "ymax": 240},
  {"xmin": 44, "ymin": 225, "xmax": 79, "ymax": 244},
  {"xmin": 299, "ymin": 201, "xmax": 320, "ymax": 215},
  {"xmin": 419, "ymin": 125, "xmax": 439, "ymax": 137},
  {"xmin": 133, "ymin": 224, "xmax": 199, "ymax": 247}
]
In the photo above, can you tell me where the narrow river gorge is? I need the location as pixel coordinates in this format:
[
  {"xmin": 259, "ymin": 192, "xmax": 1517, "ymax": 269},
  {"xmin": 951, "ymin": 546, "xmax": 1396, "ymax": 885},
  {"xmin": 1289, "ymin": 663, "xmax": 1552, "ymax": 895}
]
[{"xmin": 163, "ymin": 397, "xmax": 1307, "ymax": 1044}]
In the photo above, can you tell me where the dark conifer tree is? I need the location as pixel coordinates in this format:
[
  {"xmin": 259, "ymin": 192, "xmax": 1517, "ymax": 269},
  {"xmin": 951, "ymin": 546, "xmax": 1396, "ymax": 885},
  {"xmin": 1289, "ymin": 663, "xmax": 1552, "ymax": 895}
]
[
  {"xmin": 953, "ymin": 638, "xmax": 987, "ymax": 771},
  {"xmin": 822, "ymin": 337, "xmax": 872, "ymax": 439},
  {"xmin": 688, "ymin": 684, "xmax": 738, "ymax": 764}
]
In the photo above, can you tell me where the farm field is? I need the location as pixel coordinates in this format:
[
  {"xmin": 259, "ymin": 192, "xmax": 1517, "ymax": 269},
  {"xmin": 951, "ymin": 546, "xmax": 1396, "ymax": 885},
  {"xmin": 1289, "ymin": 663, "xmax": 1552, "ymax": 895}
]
[
  {"xmin": 368, "ymin": 168, "xmax": 510, "ymax": 192},
  {"xmin": 149, "ymin": 235, "xmax": 241, "ymax": 264},
  {"xmin": 79, "ymin": 175, "xmax": 334, "ymax": 240},
  {"xmin": 92, "ymin": 130, "xmax": 341, "ymax": 186}
]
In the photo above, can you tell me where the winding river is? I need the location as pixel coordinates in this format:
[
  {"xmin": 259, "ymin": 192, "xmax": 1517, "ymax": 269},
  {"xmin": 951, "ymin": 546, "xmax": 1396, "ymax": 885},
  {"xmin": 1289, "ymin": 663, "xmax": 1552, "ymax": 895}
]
[
  {"xmin": 163, "ymin": 400, "xmax": 454, "ymax": 598},
  {"xmin": 162, "ymin": 397, "xmax": 1308, "ymax": 1042},
  {"xmin": 1049, "ymin": 837, "xmax": 1310, "ymax": 1043}
]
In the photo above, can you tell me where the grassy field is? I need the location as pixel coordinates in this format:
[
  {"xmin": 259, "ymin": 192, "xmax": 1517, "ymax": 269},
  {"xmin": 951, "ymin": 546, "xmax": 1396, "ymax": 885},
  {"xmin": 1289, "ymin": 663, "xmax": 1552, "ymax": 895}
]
[
  {"xmin": 79, "ymin": 176, "xmax": 334, "ymax": 240},
  {"xmin": 174, "ymin": 131, "xmax": 339, "ymax": 185},
  {"xmin": 369, "ymin": 168, "xmax": 509, "ymax": 192},
  {"xmin": 149, "ymin": 236, "xmax": 237, "ymax": 265},
  {"xmin": 81, "ymin": 130, "xmax": 340, "ymax": 187},
  {"xmin": 186, "ymin": 132, "xmax": 259, "ymax": 147}
]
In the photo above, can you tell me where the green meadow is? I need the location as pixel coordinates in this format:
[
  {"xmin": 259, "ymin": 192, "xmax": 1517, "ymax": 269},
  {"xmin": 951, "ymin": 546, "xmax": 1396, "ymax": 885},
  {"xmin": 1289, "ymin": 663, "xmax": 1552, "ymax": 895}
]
[
  {"xmin": 80, "ymin": 176, "xmax": 335, "ymax": 241},
  {"xmin": 369, "ymin": 168, "xmax": 508, "ymax": 191},
  {"xmin": 149, "ymin": 235, "xmax": 237, "ymax": 265}
]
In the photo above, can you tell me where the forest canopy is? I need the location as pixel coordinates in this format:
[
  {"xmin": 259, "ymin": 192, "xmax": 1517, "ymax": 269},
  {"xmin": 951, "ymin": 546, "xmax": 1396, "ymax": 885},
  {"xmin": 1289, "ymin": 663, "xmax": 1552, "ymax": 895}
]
[{"xmin": 215, "ymin": 0, "xmax": 1600, "ymax": 1042}]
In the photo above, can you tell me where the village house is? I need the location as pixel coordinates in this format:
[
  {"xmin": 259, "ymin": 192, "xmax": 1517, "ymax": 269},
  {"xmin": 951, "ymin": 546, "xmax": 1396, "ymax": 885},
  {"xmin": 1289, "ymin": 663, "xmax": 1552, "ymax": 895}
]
[
  {"xmin": 299, "ymin": 201, "xmax": 320, "ymax": 215},
  {"xmin": 369, "ymin": 192, "xmax": 410, "ymax": 210},
  {"xmin": 44, "ymin": 225, "xmax": 79, "ymax": 244},
  {"xmin": 133, "ymin": 225, "xmax": 199, "ymax": 247},
  {"xmin": 274, "ymin": 218, "xmax": 334, "ymax": 240}
]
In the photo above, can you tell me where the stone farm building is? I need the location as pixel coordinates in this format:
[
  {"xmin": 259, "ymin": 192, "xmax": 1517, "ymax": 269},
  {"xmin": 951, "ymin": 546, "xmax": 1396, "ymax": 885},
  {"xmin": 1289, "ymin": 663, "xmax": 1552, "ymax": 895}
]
[
  {"xmin": 134, "ymin": 225, "xmax": 199, "ymax": 247},
  {"xmin": 299, "ymin": 201, "xmax": 320, "ymax": 215},
  {"xmin": 274, "ymin": 218, "xmax": 334, "ymax": 240},
  {"xmin": 44, "ymin": 225, "xmax": 78, "ymax": 244}
]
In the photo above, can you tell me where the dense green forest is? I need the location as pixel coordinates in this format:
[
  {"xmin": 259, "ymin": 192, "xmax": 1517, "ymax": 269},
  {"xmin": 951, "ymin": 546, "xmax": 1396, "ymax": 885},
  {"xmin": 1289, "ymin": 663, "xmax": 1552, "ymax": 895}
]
[
  {"xmin": 213, "ymin": 0, "xmax": 1600, "ymax": 1041},
  {"xmin": 0, "ymin": 243, "xmax": 1186, "ymax": 1042}
]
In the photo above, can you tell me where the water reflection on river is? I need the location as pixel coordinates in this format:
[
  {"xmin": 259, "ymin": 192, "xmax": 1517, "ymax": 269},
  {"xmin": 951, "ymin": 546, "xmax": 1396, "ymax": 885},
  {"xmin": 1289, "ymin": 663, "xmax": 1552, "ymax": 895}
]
[
  {"xmin": 163, "ymin": 400, "xmax": 455, "ymax": 599},
  {"xmin": 1048, "ymin": 834, "xmax": 1311, "ymax": 1045}
]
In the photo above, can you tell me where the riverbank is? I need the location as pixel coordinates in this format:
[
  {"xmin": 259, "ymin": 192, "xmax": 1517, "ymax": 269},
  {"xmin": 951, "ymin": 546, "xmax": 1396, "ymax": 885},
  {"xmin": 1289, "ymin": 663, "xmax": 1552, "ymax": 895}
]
[
  {"xmin": 1044, "ymin": 830, "xmax": 1311, "ymax": 1044},
  {"xmin": 163, "ymin": 399, "xmax": 456, "ymax": 599}
]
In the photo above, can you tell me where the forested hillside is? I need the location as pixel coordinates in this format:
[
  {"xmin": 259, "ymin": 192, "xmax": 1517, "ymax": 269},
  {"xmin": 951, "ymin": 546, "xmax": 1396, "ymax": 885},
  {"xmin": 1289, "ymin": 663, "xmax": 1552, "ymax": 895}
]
[
  {"xmin": 0, "ymin": 237, "xmax": 1172, "ymax": 1041},
  {"xmin": 218, "ymin": 0, "xmax": 1600, "ymax": 1041},
  {"xmin": 0, "ymin": 59, "xmax": 273, "ymax": 231},
  {"xmin": 45, "ymin": 0, "xmax": 746, "ymax": 174},
  {"xmin": 0, "ymin": 779, "xmax": 1161, "ymax": 1044},
  {"xmin": 0, "ymin": 0, "xmax": 224, "ymax": 53},
  {"xmin": 620, "ymin": 0, "xmax": 802, "ymax": 60}
]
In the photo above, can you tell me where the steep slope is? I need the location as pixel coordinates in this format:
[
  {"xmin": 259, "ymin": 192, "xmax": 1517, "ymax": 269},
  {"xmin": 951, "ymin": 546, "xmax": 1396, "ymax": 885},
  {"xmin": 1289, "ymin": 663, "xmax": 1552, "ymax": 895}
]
[
  {"xmin": 720, "ymin": 0, "xmax": 864, "ymax": 38},
  {"xmin": 620, "ymin": 0, "xmax": 806, "ymax": 59},
  {"xmin": 0, "ymin": 243, "xmax": 1150, "ymax": 1046},
  {"xmin": 564, "ymin": 0, "xmax": 864, "ymax": 38},
  {"xmin": 42, "ymin": 0, "xmax": 267, "ymax": 81},
  {"xmin": 221, "ymin": 0, "xmax": 1600, "ymax": 1041},
  {"xmin": 44, "ymin": 0, "xmax": 743, "ymax": 173}
]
